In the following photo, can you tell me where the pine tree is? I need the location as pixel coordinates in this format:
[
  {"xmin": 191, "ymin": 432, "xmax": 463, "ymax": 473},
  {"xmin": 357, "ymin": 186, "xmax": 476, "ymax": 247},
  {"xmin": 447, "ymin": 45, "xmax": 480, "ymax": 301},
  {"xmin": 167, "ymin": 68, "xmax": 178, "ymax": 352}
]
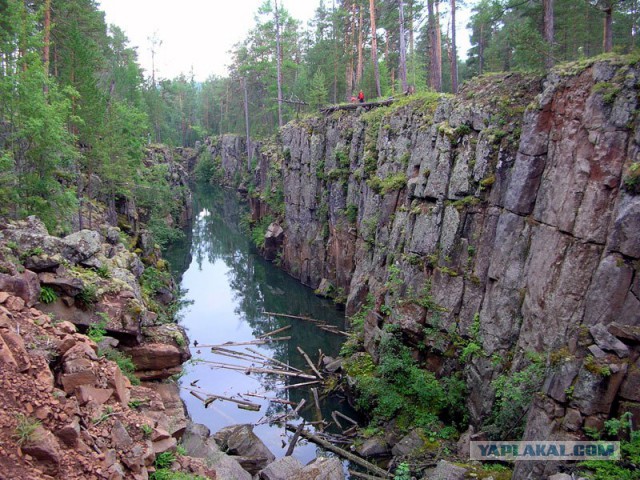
[{"xmin": 369, "ymin": 0, "xmax": 382, "ymax": 97}]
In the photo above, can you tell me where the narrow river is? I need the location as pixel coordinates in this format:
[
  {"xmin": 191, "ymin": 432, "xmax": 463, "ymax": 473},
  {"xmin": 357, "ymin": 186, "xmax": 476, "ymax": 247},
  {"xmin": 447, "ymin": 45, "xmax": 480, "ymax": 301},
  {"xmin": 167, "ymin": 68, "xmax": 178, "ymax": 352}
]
[{"xmin": 165, "ymin": 184, "xmax": 357, "ymax": 467}]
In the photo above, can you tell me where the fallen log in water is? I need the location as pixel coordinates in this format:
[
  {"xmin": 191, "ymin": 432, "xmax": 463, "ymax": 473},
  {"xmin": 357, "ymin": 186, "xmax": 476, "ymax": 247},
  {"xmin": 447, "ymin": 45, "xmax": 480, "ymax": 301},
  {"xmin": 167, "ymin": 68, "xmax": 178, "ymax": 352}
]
[
  {"xmin": 211, "ymin": 347, "xmax": 272, "ymax": 366},
  {"xmin": 243, "ymin": 392, "xmax": 297, "ymax": 406},
  {"xmin": 263, "ymin": 311, "xmax": 323, "ymax": 323},
  {"xmin": 281, "ymin": 380, "xmax": 321, "ymax": 390},
  {"xmin": 186, "ymin": 388, "xmax": 261, "ymax": 411},
  {"xmin": 311, "ymin": 387, "xmax": 323, "ymax": 430},
  {"xmin": 318, "ymin": 325, "xmax": 350, "ymax": 336},
  {"xmin": 334, "ymin": 410, "xmax": 359, "ymax": 426},
  {"xmin": 256, "ymin": 398, "xmax": 307, "ymax": 425},
  {"xmin": 297, "ymin": 346, "xmax": 324, "ymax": 379},
  {"xmin": 189, "ymin": 390, "xmax": 207, "ymax": 402},
  {"xmin": 200, "ymin": 360, "xmax": 316, "ymax": 379},
  {"xmin": 259, "ymin": 325, "xmax": 292, "ymax": 338},
  {"xmin": 331, "ymin": 411, "xmax": 344, "ymax": 430},
  {"xmin": 245, "ymin": 347, "xmax": 304, "ymax": 373},
  {"xmin": 200, "ymin": 336, "xmax": 292, "ymax": 348},
  {"xmin": 285, "ymin": 421, "xmax": 305, "ymax": 456},
  {"xmin": 343, "ymin": 425, "xmax": 358, "ymax": 436},
  {"xmin": 284, "ymin": 425, "xmax": 391, "ymax": 478}
]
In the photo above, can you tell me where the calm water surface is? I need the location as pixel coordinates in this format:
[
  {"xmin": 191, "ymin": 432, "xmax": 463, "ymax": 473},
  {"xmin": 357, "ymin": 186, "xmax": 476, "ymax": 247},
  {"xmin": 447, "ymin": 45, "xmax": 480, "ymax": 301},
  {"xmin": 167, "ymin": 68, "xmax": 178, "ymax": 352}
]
[{"xmin": 165, "ymin": 184, "xmax": 356, "ymax": 466}]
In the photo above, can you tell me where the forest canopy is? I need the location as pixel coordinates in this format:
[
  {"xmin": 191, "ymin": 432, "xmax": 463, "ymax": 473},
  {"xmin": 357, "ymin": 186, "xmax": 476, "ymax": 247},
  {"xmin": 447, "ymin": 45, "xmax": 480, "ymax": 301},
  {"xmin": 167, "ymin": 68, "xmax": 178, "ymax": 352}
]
[{"xmin": 0, "ymin": 0, "xmax": 638, "ymax": 230}]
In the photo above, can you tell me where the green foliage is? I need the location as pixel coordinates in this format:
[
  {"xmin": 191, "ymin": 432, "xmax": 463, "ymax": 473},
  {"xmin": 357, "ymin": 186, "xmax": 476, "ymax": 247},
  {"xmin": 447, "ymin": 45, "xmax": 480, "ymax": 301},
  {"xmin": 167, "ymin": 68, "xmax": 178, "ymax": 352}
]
[
  {"xmin": 86, "ymin": 314, "xmax": 109, "ymax": 342},
  {"xmin": 76, "ymin": 283, "xmax": 99, "ymax": 309},
  {"xmin": 400, "ymin": 152, "xmax": 411, "ymax": 168},
  {"xmin": 485, "ymin": 353, "xmax": 545, "ymax": 439},
  {"xmin": 141, "ymin": 424, "xmax": 153, "ymax": 438},
  {"xmin": 584, "ymin": 355, "xmax": 612, "ymax": 377},
  {"xmin": 309, "ymin": 69, "xmax": 328, "ymax": 109},
  {"xmin": 141, "ymin": 266, "xmax": 172, "ymax": 298},
  {"xmin": 385, "ymin": 264, "xmax": 404, "ymax": 296},
  {"xmin": 0, "ymin": 153, "xmax": 17, "ymax": 216},
  {"xmin": 361, "ymin": 215, "xmax": 379, "ymax": 250},
  {"xmin": 92, "ymin": 406, "xmax": 114, "ymax": 425},
  {"xmin": 154, "ymin": 452, "xmax": 176, "ymax": 469},
  {"xmin": 263, "ymin": 167, "xmax": 285, "ymax": 217},
  {"xmin": 327, "ymin": 167, "xmax": 349, "ymax": 182},
  {"xmin": 249, "ymin": 215, "xmax": 274, "ymax": 250},
  {"xmin": 480, "ymin": 174, "xmax": 496, "ymax": 189},
  {"xmin": 100, "ymin": 349, "xmax": 140, "ymax": 386},
  {"xmin": 39, "ymin": 286, "xmax": 58, "ymax": 304},
  {"xmin": 345, "ymin": 204, "xmax": 358, "ymax": 224},
  {"xmin": 450, "ymin": 196, "xmax": 481, "ymax": 210},
  {"xmin": 136, "ymin": 162, "xmax": 187, "ymax": 247},
  {"xmin": 13, "ymin": 414, "xmax": 40, "ymax": 445},
  {"xmin": 150, "ymin": 470, "xmax": 207, "ymax": 480},
  {"xmin": 20, "ymin": 246, "xmax": 44, "ymax": 261},
  {"xmin": 394, "ymin": 462, "xmax": 412, "ymax": 480},
  {"xmin": 410, "ymin": 281, "xmax": 442, "ymax": 312},
  {"xmin": 593, "ymin": 81, "xmax": 622, "ymax": 105},
  {"xmin": 367, "ymin": 172, "xmax": 408, "ymax": 194},
  {"xmin": 1, "ymin": 37, "xmax": 78, "ymax": 231},
  {"xmin": 460, "ymin": 342, "xmax": 483, "ymax": 363},
  {"xmin": 194, "ymin": 153, "xmax": 222, "ymax": 183},
  {"xmin": 340, "ymin": 294, "xmax": 374, "ymax": 357},
  {"xmin": 455, "ymin": 123, "xmax": 473, "ymax": 137},
  {"xmin": 315, "ymin": 160, "xmax": 326, "ymax": 180},
  {"xmin": 128, "ymin": 399, "xmax": 144, "ymax": 409},
  {"xmin": 345, "ymin": 324, "xmax": 458, "ymax": 432},
  {"xmin": 150, "ymin": 449, "xmax": 207, "ymax": 480},
  {"xmin": 95, "ymin": 265, "xmax": 111, "ymax": 279},
  {"xmin": 578, "ymin": 414, "xmax": 639, "ymax": 480},
  {"xmin": 334, "ymin": 148, "xmax": 349, "ymax": 169},
  {"xmin": 623, "ymin": 162, "xmax": 640, "ymax": 194},
  {"xmin": 176, "ymin": 445, "xmax": 187, "ymax": 456}
]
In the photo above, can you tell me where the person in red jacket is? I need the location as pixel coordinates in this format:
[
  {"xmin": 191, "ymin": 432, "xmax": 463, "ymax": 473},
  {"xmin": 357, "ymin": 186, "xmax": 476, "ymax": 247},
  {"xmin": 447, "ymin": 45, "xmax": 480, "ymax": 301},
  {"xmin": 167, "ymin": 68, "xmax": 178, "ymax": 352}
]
[{"xmin": 358, "ymin": 90, "xmax": 365, "ymax": 103}]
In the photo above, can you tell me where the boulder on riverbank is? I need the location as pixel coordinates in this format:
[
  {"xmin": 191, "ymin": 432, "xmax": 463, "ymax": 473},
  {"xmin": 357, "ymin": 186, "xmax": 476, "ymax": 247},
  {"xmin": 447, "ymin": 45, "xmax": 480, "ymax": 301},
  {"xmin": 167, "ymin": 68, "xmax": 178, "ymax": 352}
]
[
  {"xmin": 213, "ymin": 423, "xmax": 276, "ymax": 474},
  {"xmin": 182, "ymin": 422, "xmax": 252, "ymax": 480},
  {"xmin": 259, "ymin": 456, "xmax": 304, "ymax": 480},
  {"xmin": 293, "ymin": 456, "xmax": 344, "ymax": 480}
]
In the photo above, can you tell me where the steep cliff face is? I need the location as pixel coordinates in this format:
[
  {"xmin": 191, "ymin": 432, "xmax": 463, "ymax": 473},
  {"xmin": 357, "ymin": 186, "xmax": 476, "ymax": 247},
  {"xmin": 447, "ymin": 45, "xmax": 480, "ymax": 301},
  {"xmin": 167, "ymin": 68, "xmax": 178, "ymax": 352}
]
[{"xmin": 203, "ymin": 57, "xmax": 640, "ymax": 473}]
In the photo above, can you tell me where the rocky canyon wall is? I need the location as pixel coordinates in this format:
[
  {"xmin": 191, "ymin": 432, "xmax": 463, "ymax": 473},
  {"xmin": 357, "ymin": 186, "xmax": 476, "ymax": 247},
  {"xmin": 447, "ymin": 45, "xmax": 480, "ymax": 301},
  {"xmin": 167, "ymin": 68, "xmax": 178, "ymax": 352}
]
[{"xmin": 202, "ymin": 56, "xmax": 640, "ymax": 477}]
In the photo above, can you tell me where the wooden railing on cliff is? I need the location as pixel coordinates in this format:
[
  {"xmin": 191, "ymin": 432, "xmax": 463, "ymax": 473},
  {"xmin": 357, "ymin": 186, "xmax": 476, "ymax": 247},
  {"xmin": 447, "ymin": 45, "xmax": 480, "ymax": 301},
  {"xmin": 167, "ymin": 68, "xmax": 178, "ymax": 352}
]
[{"xmin": 320, "ymin": 98, "xmax": 395, "ymax": 114}]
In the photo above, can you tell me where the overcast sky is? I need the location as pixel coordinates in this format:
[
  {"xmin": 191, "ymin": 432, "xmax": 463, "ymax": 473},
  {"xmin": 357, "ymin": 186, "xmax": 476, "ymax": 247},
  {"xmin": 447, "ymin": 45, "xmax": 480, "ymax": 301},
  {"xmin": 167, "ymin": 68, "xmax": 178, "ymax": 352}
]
[{"xmin": 98, "ymin": 0, "xmax": 471, "ymax": 82}]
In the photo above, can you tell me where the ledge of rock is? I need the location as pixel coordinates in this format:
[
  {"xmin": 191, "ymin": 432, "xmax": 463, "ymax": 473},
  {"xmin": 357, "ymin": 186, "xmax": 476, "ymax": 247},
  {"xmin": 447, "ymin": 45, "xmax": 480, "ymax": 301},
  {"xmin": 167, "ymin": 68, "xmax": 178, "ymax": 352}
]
[{"xmin": 123, "ymin": 342, "xmax": 189, "ymax": 379}]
